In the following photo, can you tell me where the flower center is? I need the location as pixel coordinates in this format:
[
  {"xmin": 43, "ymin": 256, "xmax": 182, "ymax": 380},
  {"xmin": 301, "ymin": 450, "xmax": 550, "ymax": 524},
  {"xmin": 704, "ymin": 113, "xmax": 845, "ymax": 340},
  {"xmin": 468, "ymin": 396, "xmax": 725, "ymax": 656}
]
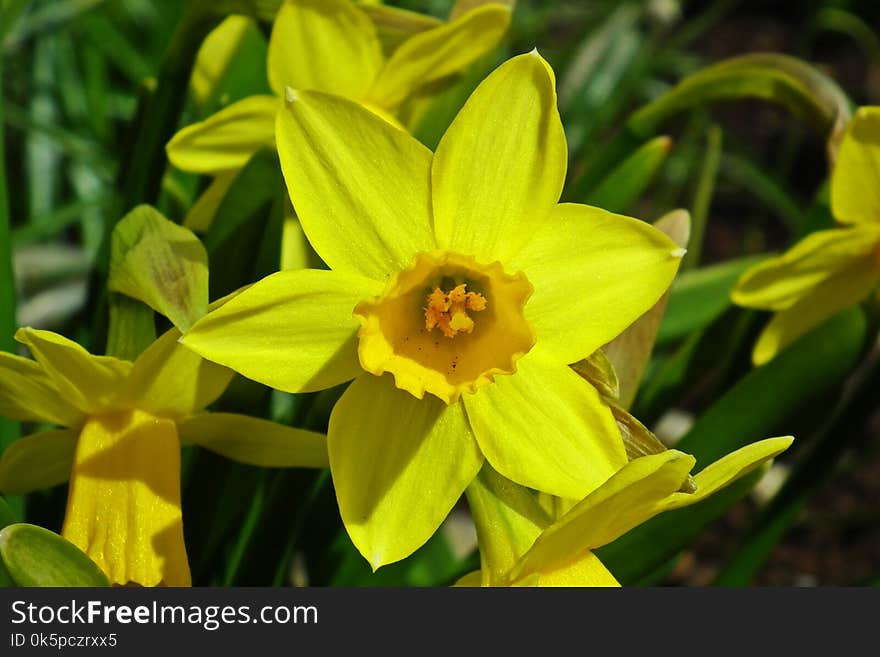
[
  {"xmin": 354, "ymin": 251, "xmax": 535, "ymax": 404},
  {"xmin": 424, "ymin": 283, "xmax": 487, "ymax": 338}
]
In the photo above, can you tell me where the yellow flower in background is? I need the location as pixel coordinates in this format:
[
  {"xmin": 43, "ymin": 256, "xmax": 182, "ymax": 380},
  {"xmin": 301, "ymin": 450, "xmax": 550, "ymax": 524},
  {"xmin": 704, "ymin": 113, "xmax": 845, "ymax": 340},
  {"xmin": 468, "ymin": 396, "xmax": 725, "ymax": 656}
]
[
  {"xmin": 166, "ymin": 0, "xmax": 512, "ymax": 177},
  {"xmin": 182, "ymin": 52, "xmax": 684, "ymax": 569},
  {"xmin": 0, "ymin": 328, "xmax": 328, "ymax": 586},
  {"xmin": 460, "ymin": 437, "xmax": 793, "ymax": 586},
  {"xmin": 732, "ymin": 107, "xmax": 880, "ymax": 365}
]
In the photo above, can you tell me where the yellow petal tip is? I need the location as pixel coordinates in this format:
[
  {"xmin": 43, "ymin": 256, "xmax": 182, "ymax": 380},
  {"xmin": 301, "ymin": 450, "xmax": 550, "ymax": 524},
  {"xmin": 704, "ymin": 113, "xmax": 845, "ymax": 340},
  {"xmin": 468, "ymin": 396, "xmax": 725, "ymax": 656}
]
[
  {"xmin": 369, "ymin": 553, "xmax": 384, "ymax": 573},
  {"xmin": 671, "ymin": 247, "xmax": 687, "ymax": 258}
]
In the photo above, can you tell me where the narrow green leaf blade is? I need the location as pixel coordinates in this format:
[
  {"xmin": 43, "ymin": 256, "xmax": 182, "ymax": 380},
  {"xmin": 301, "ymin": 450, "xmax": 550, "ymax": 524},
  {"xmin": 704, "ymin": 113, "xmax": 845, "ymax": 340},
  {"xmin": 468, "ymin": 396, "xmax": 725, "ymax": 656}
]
[
  {"xmin": 628, "ymin": 53, "xmax": 852, "ymax": 151},
  {"xmin": 657, "ymin": 254, "xmax": 771, "ymax": 345},
  {"xmin": 585, "ymin": 136, "xmax": 672, "ymax": 214},
  {"xmin": 676, "ymin": 307, "xmax": 867, "ymax": 468}
]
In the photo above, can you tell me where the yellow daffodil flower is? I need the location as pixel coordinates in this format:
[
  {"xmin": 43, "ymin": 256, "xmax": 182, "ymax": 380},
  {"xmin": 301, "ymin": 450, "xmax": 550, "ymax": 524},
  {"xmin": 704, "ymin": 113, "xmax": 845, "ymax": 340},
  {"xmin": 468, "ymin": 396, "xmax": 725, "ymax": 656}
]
[
  {"xmin": 732, "ymin": 107, "xmax": 880, "ymax": 365},
  {"xmin": 0, "ymin": 328, "xmax": 328, "ymax": 586},
  {"xmin": 166, "ymin": 0, "xmax": 512, "ymax": 177},
  {"xmin": 181, "ymin": 52, "xmax": 684, "ymax": 570},
  {"xmin": 461, "ymin": 436, "xmax": 793, "ymax": 586}
]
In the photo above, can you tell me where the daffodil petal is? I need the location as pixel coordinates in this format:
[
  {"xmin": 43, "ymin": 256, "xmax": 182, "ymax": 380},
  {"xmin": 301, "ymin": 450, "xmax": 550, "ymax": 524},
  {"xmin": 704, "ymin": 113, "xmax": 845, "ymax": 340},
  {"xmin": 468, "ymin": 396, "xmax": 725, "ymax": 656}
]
[
  {"xmin": 432, "ymin": 51, "xmax": 567, "ymax": 262},
  {"xmin": 183, "ymin": 172, "xmax": 237, "ymax": 233},
  {"xmin": 267, "ymin": 0, "xmax": 383, "ymax": 98},
  {"xmin": 183, "ymin": 269, "xmax": 380, "ymax": 394},
  {"xmin": 166, "ymin": 95, "xmax": 278, "ymax": 175},
  {"xmin": 367, "ymin": 3, "xmax": 511, "ymax": 109},
  {"xmin": 329, "ymin": 373, "xmax": 483, "ymax": 570},
  {"xmin": 277, "ymin": 90, "xmax": 435, "ymax": 279},
  {"xmin": 510, "ymin": 450, "xmax": 694, "ymax": 580},
  {"xmin": 453, "ymin": 569, "xmax": 484, "ymax": 586},
  {"xmin": 0, "ymin": 351, "xmax": 83, "ymax": 426},
  {"xmin": 62, "ymin": 410, "xmax": 190, "ymax": 587},
  {"xmin": 513, "ymin": 551, "xmax": 619, "ymax": 587},
  {"xmin": 15, "ymin": 329, "xmax": 131, "ymax": 415},
  {"xmin": 0, "ymin": 429, "xmax": 78, "ymax": 495},
  {"xmin": 125, "ymin": 328, "xmax": 233, "ymax": 419},
  {"xmin": 831, "ymin": 106, "xmax": 880, "ymax": 224},
  {"xmin": 191, "ymin": 15, "xmax": 253, "ymax": 105},
  {"xmin": 178, "ymin": 413, "xmax": 328, "ymax": 469},
  {"xmin": 732, "ymin": 225, "xmax": 880, "ymax": 310},
  {"xmin": 464, "ymin": 346, "xmax": 627, "ymax": 500},
  {"xmin": 661, "ymin": 437, "xmax": 793, "ymax": 511},
  {"xmin": 511, "ymin": 203, "xmax": 683, "ymax": 365},
  {"xmin": 751, "ymin": 255, "xmax": 880, "ymax": 365}
]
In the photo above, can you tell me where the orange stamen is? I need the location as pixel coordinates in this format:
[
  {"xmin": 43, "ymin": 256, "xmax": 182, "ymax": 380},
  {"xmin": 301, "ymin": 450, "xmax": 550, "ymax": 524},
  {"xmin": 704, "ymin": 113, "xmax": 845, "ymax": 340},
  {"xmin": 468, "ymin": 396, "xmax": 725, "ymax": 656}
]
[{"xmin": 424, "ymin": 284, "xmax": 487, "ymax": 338}]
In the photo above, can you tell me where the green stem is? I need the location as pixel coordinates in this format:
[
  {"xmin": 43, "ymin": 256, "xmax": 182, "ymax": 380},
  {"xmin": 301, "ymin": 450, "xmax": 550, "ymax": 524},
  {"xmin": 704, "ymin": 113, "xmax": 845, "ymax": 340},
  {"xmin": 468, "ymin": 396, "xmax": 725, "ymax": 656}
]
[
  {"xmin": 101, "ymin": 6, "xmax": 218, "ymax": 273},
  {"xmin": 0, "ymin": 57, "xmax": 19, "ymax": 414},
  {"xmin": 87, "ymin": 5, "xmax": 218, "ymax": 354},
  {"xmin": 105, "ymin": 293, "xmax": 156, "ymax": 360},
  {"xmin": 682, "ymin": 123, "xmax": 722, "ymax": 270},
  {"xmin": 0, "ymin": 54, "xmax": 22, "ymax": 518}
]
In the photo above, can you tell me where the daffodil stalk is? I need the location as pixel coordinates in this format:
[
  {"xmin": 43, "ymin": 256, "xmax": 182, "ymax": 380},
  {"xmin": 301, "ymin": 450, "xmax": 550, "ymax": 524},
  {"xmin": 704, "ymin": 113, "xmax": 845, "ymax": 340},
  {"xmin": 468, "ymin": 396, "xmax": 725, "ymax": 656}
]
[
  {"xmin": 181, "ymin": 52, "xmax": 685, "ymax": 570},
  {"xmin": 732, "ymin": 107, "xmax": 880, "ymax": 365}
]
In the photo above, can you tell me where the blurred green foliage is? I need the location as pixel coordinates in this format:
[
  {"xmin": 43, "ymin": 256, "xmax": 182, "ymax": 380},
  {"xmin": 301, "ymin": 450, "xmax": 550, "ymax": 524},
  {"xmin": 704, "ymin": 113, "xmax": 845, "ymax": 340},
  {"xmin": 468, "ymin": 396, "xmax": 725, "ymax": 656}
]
[{"xmin": 3, "ymin": 0, "xmax": 880, "ymax": 586}]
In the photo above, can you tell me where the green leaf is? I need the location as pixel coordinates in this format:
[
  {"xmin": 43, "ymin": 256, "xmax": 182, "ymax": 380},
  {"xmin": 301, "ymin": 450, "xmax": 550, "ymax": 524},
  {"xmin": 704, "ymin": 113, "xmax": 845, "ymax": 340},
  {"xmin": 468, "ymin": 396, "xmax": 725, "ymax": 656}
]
[
  {"xmin": 682, "ymin": 123, "xmax": 722, "ymax": 270},
  {"xmin": 657, "ymin": 254, "xmax": 771, "ymax": 346},
  {"xmin": 558, "ymin": 2, "xmax": 645, "ymax": 158},
  {"xmin": 203, "ymin": 149, "xmax": 283, "ymax": 299},
  {"xmin": 0, "ymin": 523, "xmax": 110, "ymax": 587},
  {"xmin": 585, "ymin": 136, "xmax": 672, "ymax": 213},
  {"xmin": 602, "ymin": 307, "xmax": 868, "ymax": 584},
  {"xmin": 108, "ymin": 204, "xmax": 208, "ymax": 332},
  {"xmin": 634, "ymin": 307, "xmax": 758, "ymax": 426},
  {"xmin": 105, "ymin": 293, "xmax": 157, "ymax": 361},
  {"xmin": 0, "ymin": 54, "xmax": 21, "ymax": 518},
  {"xmin": 628, "ymin": 53, "xmax": 852, "ymax": 153},
  {"xmin": 326, "ymin": 522, "xmax": 471, "ymax": 587},
  {"xmin": 676, "ymin": 307, "xmax": 867, "ymax": 468},
  {"xmin": 0, "ymin": 497, "xmax": 15, "ymax": 530},
  {"xmin": 714, "ymin": 339, "xmax": 880, "ymax": 585}
]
